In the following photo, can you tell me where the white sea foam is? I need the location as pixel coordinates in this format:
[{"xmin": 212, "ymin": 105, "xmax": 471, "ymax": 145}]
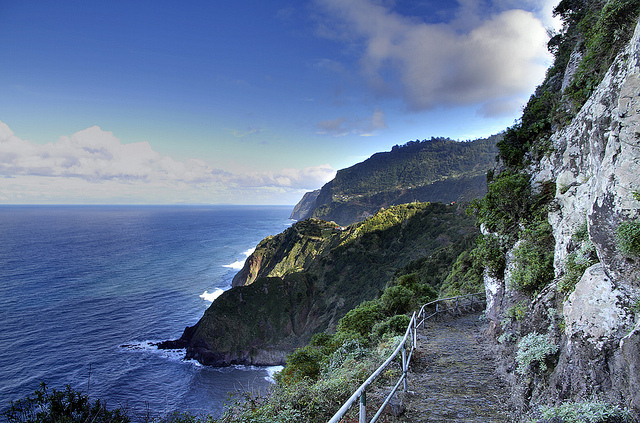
[
  {"xmin": 121, "ymin": 342, "xmax": 283, "ymax": 381},
  {"xmin": 222, "ymin": 260, "xmax": 244, "ymax": 270},
  {"xmin": 120, "ymin": 340, "xmax": 186, "ymax": 362},
  {"xmin": 265, "ymin": 366, "xmax": 283, "ymax": 383},
  {"xmin": 222, "ymin": 247, "xmax": 256, "ymax": 269},
  {"xmin": 215, "ymin": 364, "xmax": 283, "ymax": 383},
  {"xmin": 199, "ymin": 288, "xmax": 224, "ymax": 302}
]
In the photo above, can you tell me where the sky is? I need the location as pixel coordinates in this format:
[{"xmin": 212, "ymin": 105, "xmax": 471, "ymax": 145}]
[{"xmin": 0, "ymin": 0, "xmax": 560, "ymax": 205}]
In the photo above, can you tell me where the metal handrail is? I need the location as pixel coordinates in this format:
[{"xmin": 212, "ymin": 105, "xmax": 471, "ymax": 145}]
[{"xmin": 327, "ymin": 291, "xmax": 486, "ymax": 423}]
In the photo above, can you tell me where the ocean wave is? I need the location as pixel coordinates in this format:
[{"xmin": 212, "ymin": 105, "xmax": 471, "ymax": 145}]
[
  {"xmin": 120, "ymin": 341, "xmax": 186, "ymax": 361},
  {"xmin": 265, "ymin": 366, "xmax": 283, "ymax": 383},
  {"xmin": 199, "ymin": 288, "xmax": 224, "ymax": 302},
  {"xmin": 222, "ymin": 260, "xmax": 244, "ymax": 270},
  {"xmin": 120, "ymin": 340, "xmax": 205, "ymax": 368},
  {"xmin": 212, "ymin": 364, "xmax": 283, "ymax": 383},
  {"xmin": 119, "ymin": 343, "xmax": 282, "ymax": 382},
  {"xmin": 222, "ymin": 247, "xmax": 255, "ymax": 270}
]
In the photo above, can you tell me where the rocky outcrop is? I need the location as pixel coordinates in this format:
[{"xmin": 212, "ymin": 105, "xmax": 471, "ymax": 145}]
[
  {"xmin": 289, "ymin": 189, "xmax": 320, "ymax": 221},
  {"xmin": 487, "ymin": 18, "xmax": 640, "ymax": 418},
  {"xmin": 231, "ymin": 218, "xmax": 338, "ymax": 288}
]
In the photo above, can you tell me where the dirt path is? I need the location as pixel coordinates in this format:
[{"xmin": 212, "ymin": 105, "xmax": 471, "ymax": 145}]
[{"xmin": 378, "ymin": 312, "xmax": 510, "ymax": 423}]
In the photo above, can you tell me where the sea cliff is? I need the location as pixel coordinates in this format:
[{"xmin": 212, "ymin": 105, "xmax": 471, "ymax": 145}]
[
  {"xmin": 292, "ymin": 136, "xmax": 499, "ymax": 226},
  {"xmin": 163, "ymin": 202, "xmax": 478, "ymax": 366}
]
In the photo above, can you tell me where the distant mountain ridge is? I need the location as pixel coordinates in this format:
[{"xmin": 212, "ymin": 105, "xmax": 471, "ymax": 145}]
[{"xmin": 292, "ymin": 135, "xmax": 500, "ymax": 225}]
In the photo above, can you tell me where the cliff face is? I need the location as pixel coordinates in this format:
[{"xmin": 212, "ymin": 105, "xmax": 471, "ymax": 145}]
[
  {"xmin": 169, "ymin": 203, "xmax": 477, "ymax": 366},
  {"xmin": 289, "ymin": 189, "xmax": 320, "ymax": 221},
  {"xmin": 293, "ymin": 136, "xmax": 498, "ymax": 226},
  {"xmin": 486, "ymin": 17, "xmax": 640, "ymax": 417}
]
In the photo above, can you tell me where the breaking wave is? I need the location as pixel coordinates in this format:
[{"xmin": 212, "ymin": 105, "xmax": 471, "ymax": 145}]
[
  {"xmin": 222, "ymin": 247, "xmax": 255, "ymax": 270},
  {"xmin": 199, "ymin": 288, "xmax": 225, "ymax": 302}
]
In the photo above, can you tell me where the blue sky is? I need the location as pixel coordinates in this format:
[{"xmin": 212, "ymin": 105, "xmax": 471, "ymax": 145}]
[{"xmin": 0, "ymin": 0, "xmax": 559, "ymax": 205}]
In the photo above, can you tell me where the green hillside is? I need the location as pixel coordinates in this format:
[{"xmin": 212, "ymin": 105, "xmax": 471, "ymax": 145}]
[{"xmin": 298, "ymin": 135, "xmax": 499, "ymax": 225}]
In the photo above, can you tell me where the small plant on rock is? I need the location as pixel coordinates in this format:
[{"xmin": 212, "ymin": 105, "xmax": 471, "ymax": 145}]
[
  {"xmin": 616, "ymin": 219, "xmax": 640, "ymax": 258},
  {"xmin": 515, "ymin": 332, "xmax": 559, "ymax": 375},
  {"xmin": 534, "ymin": 399, "xmax": 632, "ymax": 423},
  {"xmin": 560, "ymin": 235, "xmax": 599, "ymax": 295}
]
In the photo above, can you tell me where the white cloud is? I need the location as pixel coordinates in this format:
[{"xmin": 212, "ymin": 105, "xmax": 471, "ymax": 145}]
[
  {"xmin": 314, "ymin": 0, "xmax": 552, "ymax": 114},
  {"xmin": 235, "ymin": 164, "xmax": 337, "ymax": 189},
  {"xmin": 0, "ymin": 121, "xmax": 335, "ymax": 204}
]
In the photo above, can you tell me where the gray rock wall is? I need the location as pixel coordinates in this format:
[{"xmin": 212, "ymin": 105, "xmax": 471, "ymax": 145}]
[{"xmin": 488, "ymin": 19, "xmax": 640, "ymax": 417}]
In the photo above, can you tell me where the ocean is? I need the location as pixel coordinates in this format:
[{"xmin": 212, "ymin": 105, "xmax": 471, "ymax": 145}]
[{"xmin": 0, "ymin": 205, "xmax": 293, "ymax": 419}]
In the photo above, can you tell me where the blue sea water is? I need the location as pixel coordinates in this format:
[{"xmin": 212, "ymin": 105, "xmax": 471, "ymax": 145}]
[{"xmin": 0, "ymin": 205, "xmax": 293, "ymax": 419}]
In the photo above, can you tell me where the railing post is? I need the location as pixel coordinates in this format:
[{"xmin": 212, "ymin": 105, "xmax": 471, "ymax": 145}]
[
  {"xmin": 359, "ymin": 391, "xmax": 366, "ymax": 423},
  {"xmin": 402, "ymin": 345, "xmax": 407, "ymax": 392}
]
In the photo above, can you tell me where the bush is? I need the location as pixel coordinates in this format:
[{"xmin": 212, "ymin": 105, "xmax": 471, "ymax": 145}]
[
  {"xmin": 516, "ymin": 332, "xmax": 559, "ymax": 375},
  {"xmin": 472, "ymin": 172, "xmax": 533, "ymax": 237},
  {"xmin": 3, "ymin": 383, "xmax": 130, "ymax": 423},
  {"xmin": 565, "ymin": 0, "xmax": 640, "ymax": 109},
  {"xmin": 511, "ymin": 219, "xmax": 555, "ymax": 295},
  {"xmin": 473, "ymin": 234, "xmax": 507, "ymax": 279},
  {"xmin": 535, "ymin": 400, "xmax": 633, "ymax": 423},
  {"xmin": 337, "ymin": 300, "xmax": 382, "ymax": 337},
  {"xmin": 616, "ymin": 220, "xmax": 640, "ymax": 258},
  {"xmin": 278, "ymin": 346, "xmax": 325, "ymax": 384},
  {"xmin": 372, "ymin": 314, "xmax": 411, "ymax": 339},
  {"xmin": 559, "ymin": 239, "xmax": 598, "ymax": 295},
  {"xmin": 380, "ymin": 285, "xmax": 415, "ymax": 315},
  {"xmin": 440, "ymin": 250, "xmax": 484, "ymax": 297}
]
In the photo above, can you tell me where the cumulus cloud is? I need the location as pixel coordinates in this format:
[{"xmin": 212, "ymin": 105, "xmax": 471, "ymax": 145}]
[
  {"xmin": 0, "ymin": 121, "xmax": 335, "ymax": 203},
  {"xmin": 314, "ymin": 0, "xmax": 552, "ymax": 113},
  {"xmin": 234, "ymin": 164, "xmax": 336, "ymax": 189},
  {"xmin": 0, "ymin": 122, "xmax": 217, "ymax": 183}
]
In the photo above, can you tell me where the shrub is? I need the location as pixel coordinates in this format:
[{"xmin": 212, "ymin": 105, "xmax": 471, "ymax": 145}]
[
  {"xmin": 505, "ymin": 301, "xmax": 527, "ymax": 322},
  {"xmin": 565, "ymin": 0, "xmax": 640, "ymax": 110},
  {"xmin": 380, "ymin": 285, "xmax": 415, "ymax": 315},
  {"xmin": 3, "ymin": 383, "xmax": 130, "ymax": 423},
  {"xmin": 372, "ymin": 314, "xmax": 411, "ymax": 339},
  {"xmin": 440, "ymin": 250, "xmax": 484, "ymax": 297},
  {"xmin": 511, "ymin": 219, "xmax": 555, "ymax": 295},
  {"xmin": 616, "ymin": 220, "xmax": 640, "ymax": 258},
  {"xmin": 474, "ymin": 234, "xmax": 507, "ymax": 279},
  {"xmin": 516, "ymin": 332, "xmax": 559, "ymax": 375},
  {"xmin": 559, "ymin": 239, "xmax": 598, "ymax": 295},
  {"xmin": 278, "ymin": 346, "xmax": 325, "ymax": 384},
  {"xmin": 473, "ymin": 172, "xmax": 533, "ymax": 237},
  {"xmin": 337, "ymin": 300, "xmax": 382, "ymax": 337},
  {"xmin": 326, "ymin": 339, "xmax": 368, "ymax": 372},
  {"xmin": 535, "ymin": 400, "xmax": 633, "ymax": 423}
]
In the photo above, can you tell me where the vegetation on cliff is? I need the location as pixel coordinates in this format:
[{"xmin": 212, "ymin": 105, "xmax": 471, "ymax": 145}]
[
  {"xmin": 470, "ymin": 0, "xmax": 640, "ymax": 420},
  {"xmin": 497, "ymin": 0, "xmax": 640, "ymax": 170},
  {"xmin": 176, "ymin": 202, "xmax": 479, "ymax": 366},
  {"xmin": 298, "ymin": 135, "xmax": 499, "ymax": 226}
]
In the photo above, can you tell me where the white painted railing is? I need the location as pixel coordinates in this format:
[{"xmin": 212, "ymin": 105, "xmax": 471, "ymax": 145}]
[{"xmin": 327, "ymin": 292, "xmax": 486, "ymax": 423}]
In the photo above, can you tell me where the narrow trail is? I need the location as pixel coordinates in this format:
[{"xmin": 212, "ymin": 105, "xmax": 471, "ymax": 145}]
[{"xmin": 379, "ymin": 312, "xmax": 510, "ymax": 423}]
